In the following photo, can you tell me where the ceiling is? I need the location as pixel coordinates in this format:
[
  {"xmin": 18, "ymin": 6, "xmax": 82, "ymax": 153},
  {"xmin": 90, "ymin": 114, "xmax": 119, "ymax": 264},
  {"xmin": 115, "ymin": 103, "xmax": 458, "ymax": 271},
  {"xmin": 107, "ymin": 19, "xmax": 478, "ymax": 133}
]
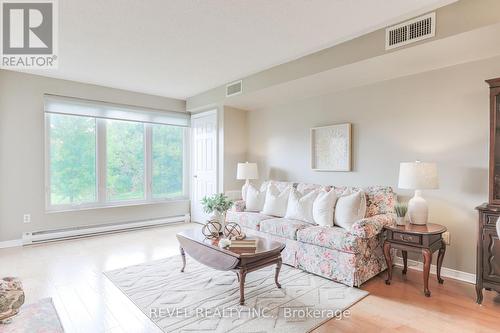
[
  {"xmin": 224, "ymin": 23, "xmax": 500, "ymax": 110},
  {"xmin": 15, "ymin": 0, "xmax": 457, "ymax": 100}
]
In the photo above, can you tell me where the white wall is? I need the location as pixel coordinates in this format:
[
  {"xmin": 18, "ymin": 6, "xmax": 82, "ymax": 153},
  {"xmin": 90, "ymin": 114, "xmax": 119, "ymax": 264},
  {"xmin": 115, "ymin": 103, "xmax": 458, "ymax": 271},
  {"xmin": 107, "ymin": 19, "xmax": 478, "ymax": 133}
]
[
  {"xmin": 247, "ymin": 56, "xmax": 500, "ymax": 274},
  {"xmin": 223, "ymin": 106, "xmax": 248, "ymax": 193},
  {"xmin": 0, "ymin": 70, "xmax": 189, "ymax": 242}
]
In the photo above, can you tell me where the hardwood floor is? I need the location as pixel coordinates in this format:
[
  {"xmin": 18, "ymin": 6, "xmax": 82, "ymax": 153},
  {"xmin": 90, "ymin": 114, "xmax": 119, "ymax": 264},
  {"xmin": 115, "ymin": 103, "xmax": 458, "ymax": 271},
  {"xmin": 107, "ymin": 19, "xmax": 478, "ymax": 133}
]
[
  {"xmin": 314, "ymin": 267, "xmax": 500, "ymax": 333},
  {"xmin": 0, "ymin": 223, "xmax": 498, "ymax": 333}
]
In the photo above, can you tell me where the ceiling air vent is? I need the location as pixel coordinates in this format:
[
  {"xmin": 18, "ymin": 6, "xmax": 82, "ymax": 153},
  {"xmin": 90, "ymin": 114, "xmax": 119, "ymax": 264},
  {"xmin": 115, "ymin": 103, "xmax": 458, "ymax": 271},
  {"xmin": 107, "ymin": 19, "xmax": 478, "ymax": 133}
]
[
  {"xmin": 226, "ymin": 80, "xmax": 242, "ymax": 97},
  {"xmin": 385, "ymin": 12, "xmax": 435, "ymax": 50}
]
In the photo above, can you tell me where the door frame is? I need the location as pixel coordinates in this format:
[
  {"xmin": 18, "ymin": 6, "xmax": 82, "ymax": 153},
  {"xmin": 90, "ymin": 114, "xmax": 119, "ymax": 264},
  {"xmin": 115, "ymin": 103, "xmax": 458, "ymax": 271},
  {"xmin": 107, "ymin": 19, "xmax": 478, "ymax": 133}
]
[{"xmin": 190, "ymin": 108, "xmax": 220, "ymax": 222}]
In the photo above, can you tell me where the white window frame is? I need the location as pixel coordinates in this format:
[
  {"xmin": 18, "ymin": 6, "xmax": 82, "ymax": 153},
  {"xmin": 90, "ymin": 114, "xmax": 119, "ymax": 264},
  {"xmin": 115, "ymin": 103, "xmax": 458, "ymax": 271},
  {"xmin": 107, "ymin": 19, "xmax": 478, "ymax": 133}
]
[{"xmin": 45, "ymin": 114, "xmax": 189, "ymax": 213}]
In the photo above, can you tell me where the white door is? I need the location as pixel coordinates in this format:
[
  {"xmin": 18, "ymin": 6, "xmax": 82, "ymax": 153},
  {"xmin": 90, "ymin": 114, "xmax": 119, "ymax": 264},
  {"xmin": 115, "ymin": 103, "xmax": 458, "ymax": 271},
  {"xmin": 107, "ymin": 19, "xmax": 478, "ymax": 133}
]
[{"xmin": 191, "ymin": 110, "xmax": 218, "ymax": 223}]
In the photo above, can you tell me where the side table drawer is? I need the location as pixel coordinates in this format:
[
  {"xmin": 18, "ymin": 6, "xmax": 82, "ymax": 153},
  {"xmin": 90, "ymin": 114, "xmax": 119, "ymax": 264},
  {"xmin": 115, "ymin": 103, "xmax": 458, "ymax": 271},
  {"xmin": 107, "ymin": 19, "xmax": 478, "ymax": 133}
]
[
  {"xmin": 392, "ymin": 232, "xmax": 422, "ymax": 245},
  {"xmin": 485, "ymin": 213, "xmax": 499, "ymax": 227}
]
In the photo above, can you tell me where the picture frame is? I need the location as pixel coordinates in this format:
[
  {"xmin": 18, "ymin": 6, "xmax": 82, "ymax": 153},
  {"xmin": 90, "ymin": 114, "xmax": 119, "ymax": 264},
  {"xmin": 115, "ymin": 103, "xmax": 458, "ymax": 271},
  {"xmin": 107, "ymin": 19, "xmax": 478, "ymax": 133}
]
[{"xmin": 310, "ymin": 123, "xmax": 352, "ymax": 171}]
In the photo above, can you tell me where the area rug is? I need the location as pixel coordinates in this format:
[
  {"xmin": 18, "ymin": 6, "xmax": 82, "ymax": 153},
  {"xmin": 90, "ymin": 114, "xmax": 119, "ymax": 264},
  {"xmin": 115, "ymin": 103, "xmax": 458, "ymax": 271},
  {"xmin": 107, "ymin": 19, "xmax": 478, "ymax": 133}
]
[
  {"xmin": 0, "ymin": 298, "xmax": 64, "ymax": 333},
  {"xmin": 105, "ymin": 256, "xmax": 368, "ymax": 333}
]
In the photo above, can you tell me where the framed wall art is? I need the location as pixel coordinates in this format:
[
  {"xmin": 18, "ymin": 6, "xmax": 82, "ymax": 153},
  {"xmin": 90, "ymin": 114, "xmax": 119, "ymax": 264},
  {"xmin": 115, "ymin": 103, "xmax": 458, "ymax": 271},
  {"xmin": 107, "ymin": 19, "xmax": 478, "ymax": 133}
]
[{"xmin": 310, "ymin": 123, "xmax": 352, "ymax": 171}]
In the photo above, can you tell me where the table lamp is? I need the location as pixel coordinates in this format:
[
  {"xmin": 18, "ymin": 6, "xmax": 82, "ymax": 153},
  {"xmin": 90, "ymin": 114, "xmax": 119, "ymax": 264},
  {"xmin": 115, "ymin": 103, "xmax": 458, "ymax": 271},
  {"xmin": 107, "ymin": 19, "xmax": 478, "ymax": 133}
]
[
  {"xmin": 237, "ymin": 162, "xmax": 259, "ymax": 200},
  {"xmin": 398, "ymin": 161, "xmax": 438, "ymax": 225}
]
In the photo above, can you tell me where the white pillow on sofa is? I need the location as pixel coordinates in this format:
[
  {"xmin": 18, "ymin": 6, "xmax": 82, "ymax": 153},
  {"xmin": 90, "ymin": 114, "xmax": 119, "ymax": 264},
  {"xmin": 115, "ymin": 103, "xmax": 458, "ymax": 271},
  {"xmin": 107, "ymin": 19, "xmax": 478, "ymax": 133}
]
[
  {"xmin": 261, "ymin": 184, "xmax": 291, "ymax": 217},
  {"xmin": 245, "ymin": 184, "xmax": 266, "ymax": 212},
  {"xmin": 334, "ymin": 190, "xmax": 367, "ymax": 230},
  {"xmin": 285, "ymin": 188, "xmax": 318, "ymax": 224},
  {"xmin": 312, "ymin": 189, "xmax": 338, "ymax": 227}
]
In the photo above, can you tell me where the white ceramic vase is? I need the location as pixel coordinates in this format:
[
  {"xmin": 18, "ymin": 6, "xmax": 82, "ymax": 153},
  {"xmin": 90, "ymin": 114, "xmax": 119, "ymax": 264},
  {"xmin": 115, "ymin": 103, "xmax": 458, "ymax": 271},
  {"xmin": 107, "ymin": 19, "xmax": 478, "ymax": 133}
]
[
  {"xmin": 214, "ymin": 211, "xmax": 226, "ymax": 233},
  {"xmin": 241, "ymin": 179, "xmax": 250, "ymax": 201},
  {"xmin": 408, "ymin": 190, "xmax": 428, "ymax": 225}
]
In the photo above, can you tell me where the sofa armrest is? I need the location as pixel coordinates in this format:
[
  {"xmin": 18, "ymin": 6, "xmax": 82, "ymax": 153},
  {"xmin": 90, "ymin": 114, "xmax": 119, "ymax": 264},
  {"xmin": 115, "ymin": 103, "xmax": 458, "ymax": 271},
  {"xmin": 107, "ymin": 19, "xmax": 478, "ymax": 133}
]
[
  {"xmin": 349, "ymin": 214, "xmax": 396, "ymax": 238},
  {"xmin": 232, "ymin": 200, "xmax": 246, "ymax": 212}
]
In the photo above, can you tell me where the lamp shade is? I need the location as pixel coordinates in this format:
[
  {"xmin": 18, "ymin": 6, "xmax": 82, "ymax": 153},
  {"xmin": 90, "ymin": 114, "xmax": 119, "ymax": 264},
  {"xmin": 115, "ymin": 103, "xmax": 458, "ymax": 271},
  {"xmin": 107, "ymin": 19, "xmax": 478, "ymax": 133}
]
[
  {"xmin": 237, "ymin": 162, "xmax": 258, "ymax": 180},
  {"xmin": 398, "ymin": 162, "xmax": 438, "ymax": 190}
]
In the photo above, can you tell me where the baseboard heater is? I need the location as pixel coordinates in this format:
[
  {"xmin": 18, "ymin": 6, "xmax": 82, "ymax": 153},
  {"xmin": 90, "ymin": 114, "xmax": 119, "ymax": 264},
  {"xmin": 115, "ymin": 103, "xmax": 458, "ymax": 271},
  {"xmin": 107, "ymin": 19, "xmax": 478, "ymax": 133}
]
[{"xmin": 22, "ymin": 214, "xmax": 190, "ymax": 245}]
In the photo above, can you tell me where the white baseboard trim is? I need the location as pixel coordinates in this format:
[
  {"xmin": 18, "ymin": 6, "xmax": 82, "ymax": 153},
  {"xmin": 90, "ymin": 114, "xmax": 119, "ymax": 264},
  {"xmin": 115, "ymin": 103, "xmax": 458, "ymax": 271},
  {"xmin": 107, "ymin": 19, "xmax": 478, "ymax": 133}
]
[
  {"xmin": 394, "ymin": 256, "xmax": 476, "ymax": 284},
  {"xmin": 0, "ymin": 239, "xmax": 23, "ymax": 249}
]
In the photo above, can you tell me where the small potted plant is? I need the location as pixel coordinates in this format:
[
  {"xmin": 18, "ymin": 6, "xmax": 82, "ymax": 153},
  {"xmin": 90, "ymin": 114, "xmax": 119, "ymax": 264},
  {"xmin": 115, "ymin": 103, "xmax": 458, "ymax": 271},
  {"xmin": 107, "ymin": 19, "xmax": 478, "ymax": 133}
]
[
  {"xmin": 201, "ymin": 193, "xmax": 234, "ymax": 232},
  {"xmin": 395, "ymin": 202, "xmax": 408, "ymax": 226}
]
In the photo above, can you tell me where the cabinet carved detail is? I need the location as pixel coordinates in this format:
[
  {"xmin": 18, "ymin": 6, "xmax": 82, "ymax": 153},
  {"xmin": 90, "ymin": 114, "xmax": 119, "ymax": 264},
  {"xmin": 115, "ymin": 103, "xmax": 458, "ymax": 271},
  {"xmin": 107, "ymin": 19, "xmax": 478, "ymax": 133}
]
[{"xmin": 485, "ymin": 231, "xmax": 500, "ymax": 280}]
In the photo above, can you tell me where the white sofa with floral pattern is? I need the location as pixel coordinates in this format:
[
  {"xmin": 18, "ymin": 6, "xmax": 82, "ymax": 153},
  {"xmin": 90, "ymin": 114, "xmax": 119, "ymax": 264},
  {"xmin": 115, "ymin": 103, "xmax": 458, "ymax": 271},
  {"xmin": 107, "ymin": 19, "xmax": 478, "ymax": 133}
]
[{"xmin": 227, "ymin": 181, "xmax": 396, "ymax": 287}]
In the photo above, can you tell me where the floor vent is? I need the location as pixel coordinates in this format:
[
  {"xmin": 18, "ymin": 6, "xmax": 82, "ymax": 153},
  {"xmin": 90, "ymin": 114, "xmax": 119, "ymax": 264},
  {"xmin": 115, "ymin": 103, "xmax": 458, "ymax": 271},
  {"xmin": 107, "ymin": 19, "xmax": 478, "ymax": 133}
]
[
  {"xmin": 226, "ymin": 80, "xmax": 242, "ymax": 97},
  {"xmin": 385, "ymin": 12, "xmax": 435, "ymax": 50}
]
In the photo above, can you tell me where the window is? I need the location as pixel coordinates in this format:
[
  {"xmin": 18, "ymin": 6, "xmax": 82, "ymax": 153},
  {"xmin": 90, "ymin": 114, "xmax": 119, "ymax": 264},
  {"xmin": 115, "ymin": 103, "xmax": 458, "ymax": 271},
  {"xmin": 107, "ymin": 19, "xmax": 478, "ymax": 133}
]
[
  {"xmin": 106, "ymin": 120, "xmax": 145, "ymax": 201},
  {"xmin": 45, "ymin": 95, "xmax": 189, "ymax": 211},
  {"xmin": 48, "ymin": 114, "xmax": 97, "ymax": 205},
  {"xmin": 152, "ymin": 124, "xmax": 184, "ymax": 198}
]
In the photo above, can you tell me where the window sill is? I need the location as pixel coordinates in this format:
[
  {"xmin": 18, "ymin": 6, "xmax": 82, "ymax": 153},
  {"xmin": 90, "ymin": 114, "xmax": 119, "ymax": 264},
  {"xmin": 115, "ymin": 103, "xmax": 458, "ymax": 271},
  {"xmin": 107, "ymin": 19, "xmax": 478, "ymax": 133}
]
[{"xmin": 45, "ymin": 197, "xmax": 189, "ymax": 214}]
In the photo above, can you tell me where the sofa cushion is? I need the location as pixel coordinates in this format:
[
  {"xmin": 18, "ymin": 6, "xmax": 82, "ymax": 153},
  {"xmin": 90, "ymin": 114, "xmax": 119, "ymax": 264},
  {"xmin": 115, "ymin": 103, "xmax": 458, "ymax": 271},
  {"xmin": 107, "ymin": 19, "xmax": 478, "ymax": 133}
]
[
  {"xmin": 226, "ymin": 211, "xmax": 273, "ymax": 231},
  {"xmin": 296, "ymin": 182, "xmax": 328, "ymax": 194},
  {"xmin": 334, "ymin": 190, "xmax": 367, "ymax": 230},
  {"xmin": 327, "ymin": 186, "xmax": 395, "ymax": 218},
  {"xmin": 259, "ymin": 218, "xmax": 310, "ymax": 240},
  {"xmin": 296, "ymin": 226, "xmax": 363, "ymax": 254},
  {"xmin": 261, "ymin": 182, "xmax": 395, "ymax": 219},
  {"xmin": 245, "ymin": 184, "xmax": 266, "ymax": 212},
  {"xmin": 363, "ymin": 186, "xmax": 396, "ymax": 217},
  {"xmin": 262, "ymin": 180, "xmax": 294, "ymax": 192},
  {"xmin": 261, "ymin": 184, "xmax": 291, "ymax": 217},
  {"xmin": 313, "ymin": 188, "xmax": 337, "ymax": 227},
  {"xmin": 232, "ymin": 199, "xmax": 246, "ymax": 212},
  {"xmin": 285, "ymin": 188, "xmax": 318, "ymax": 224}
]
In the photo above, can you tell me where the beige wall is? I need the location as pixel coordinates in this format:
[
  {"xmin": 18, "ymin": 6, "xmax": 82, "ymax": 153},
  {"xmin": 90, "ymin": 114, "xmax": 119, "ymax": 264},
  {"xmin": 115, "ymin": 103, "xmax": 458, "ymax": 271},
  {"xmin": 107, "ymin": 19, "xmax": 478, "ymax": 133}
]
[
  {"xmin": 223, "ymin": 106, "xmax": 248, "ymax": 192},
  {"xmin": 0, "ymin": 70, "xmax": 189, "ymax": 242},
  {"xmin": 246, "ymin": 56, "xmax": 500, "ymax": 274}
]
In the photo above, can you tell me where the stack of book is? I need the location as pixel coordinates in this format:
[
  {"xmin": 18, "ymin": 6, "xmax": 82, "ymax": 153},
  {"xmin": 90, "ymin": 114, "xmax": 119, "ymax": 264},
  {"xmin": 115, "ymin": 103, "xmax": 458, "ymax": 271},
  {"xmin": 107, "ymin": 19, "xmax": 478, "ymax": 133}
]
[{"xmin": 228, "ymin": 240, "xmax": 257, "ymax": 254}]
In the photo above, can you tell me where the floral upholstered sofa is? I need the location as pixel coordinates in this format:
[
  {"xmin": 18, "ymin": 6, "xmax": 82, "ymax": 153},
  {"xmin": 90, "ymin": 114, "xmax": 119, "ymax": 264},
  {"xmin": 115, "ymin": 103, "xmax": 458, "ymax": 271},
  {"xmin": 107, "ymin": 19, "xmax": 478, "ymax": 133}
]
[{"xmin": 226, "ymin": 181, "xmax": 396, "ymax": 287}]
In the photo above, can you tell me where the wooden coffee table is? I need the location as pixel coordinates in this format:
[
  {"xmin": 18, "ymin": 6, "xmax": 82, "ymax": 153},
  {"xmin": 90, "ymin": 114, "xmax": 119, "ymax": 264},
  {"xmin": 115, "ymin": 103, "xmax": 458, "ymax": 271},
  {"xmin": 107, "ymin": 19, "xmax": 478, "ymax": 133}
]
[{"xmin": 176, "ymin": 228, "xmax": 285, "ymax": 305}]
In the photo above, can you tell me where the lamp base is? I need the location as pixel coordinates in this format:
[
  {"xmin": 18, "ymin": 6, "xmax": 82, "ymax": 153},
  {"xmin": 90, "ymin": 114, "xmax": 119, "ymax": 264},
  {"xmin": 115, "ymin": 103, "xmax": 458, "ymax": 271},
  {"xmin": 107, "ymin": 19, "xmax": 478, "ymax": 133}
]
[
  {"xmin": 408, "ymin": 190, "xmax": 428, "ymax": 225},
  {"xmin": 241, "ymin": 179, "xmax": 250, "ymax": 201}
]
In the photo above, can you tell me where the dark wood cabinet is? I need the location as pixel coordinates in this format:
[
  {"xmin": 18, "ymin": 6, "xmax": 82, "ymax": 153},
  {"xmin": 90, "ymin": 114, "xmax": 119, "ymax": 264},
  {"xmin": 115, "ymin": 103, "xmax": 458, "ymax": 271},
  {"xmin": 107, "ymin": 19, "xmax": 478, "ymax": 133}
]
[
  {"xmin": 476, "ymin": 205, "xmax": 500, "ymax": 303},
  {"xmin": 475, "ymin": 77, "xmax": 500, "ymax": 304},
  {"xmin": 488, "ymin": 77, "xmax": 500, "ymax": 205},
  {"xmin": 482, "ymin": 227, "xmax": 500, "ymax": 283}
]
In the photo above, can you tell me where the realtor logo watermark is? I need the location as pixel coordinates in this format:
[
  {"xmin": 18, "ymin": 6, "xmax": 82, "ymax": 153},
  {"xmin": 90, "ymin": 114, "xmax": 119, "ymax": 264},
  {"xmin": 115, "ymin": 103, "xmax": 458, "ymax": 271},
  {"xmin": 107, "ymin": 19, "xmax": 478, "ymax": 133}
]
[{"xmin": 1, "ymin": 0, "xmax": 58, "ymax": 68}]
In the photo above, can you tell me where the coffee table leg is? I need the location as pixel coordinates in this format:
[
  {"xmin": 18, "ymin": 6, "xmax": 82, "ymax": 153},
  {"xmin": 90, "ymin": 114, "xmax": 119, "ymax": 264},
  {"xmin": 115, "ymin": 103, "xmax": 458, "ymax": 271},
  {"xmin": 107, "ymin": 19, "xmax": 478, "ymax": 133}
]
[
  {"xmin": 275, "ymin": 258, "xmax": 282, "ymax": 288},
  {"xmin": 239, "ymin": 268, "xmax": 246, "ymax": 305},
  {"xmin": 180, "ymin": 246, "xmax": 186, "ymax": 272}
]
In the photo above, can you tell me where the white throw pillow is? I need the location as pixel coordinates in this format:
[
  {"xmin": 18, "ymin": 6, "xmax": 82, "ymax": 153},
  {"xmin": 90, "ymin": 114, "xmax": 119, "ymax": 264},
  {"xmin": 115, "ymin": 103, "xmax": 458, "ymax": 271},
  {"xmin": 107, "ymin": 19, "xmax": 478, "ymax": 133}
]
[
  {"xmin": 334, "ymin": 190, "xmax": 367, "ymax": 230},
  {"xmin": 285, "ymin": 189, "xmax": 318, "ymax": 224},
  {"xmin": 245, "ymin": 184, "xmax": 266, "ymax": 212},
  {"xmin": 313, "ymin": 189, "xmax": 338, "ymax": 227},
  {"xmin": 261, "ymin": 184, "xmax": 291, "ymax": 217}
]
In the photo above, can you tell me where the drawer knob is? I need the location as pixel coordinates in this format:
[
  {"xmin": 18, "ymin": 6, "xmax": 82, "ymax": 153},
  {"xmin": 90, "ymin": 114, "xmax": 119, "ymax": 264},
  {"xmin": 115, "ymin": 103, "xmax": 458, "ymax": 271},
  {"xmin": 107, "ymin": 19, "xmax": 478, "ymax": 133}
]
[{"xmin": 402, "ymin": 235, "xmax": 413, "ymax": 242}]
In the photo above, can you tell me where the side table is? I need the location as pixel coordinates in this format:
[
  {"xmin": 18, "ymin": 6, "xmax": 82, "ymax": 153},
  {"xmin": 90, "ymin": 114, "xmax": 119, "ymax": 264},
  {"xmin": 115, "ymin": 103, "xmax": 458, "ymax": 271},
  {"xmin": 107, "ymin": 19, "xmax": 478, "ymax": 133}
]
[{"xmin": 383, "ymin": 223, "xmax": 447, "ymax": 297}]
